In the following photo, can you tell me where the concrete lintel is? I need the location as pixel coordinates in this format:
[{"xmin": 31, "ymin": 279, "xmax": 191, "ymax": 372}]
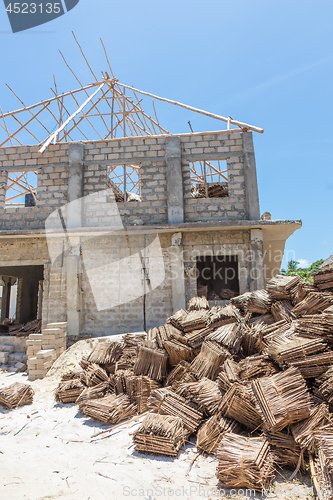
[
  {"xmin": 169, "ymin": 231, "xmax": 186, "ymax": 312},
  {"xmin": 165, "ymin": 136, "xmax": 184, "ymax": 225}
]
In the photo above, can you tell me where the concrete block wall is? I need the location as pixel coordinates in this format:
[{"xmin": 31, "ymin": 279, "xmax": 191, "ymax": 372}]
[{"xmin": 0, "ymin": 131, "xmax": 251, "ymax": 230}]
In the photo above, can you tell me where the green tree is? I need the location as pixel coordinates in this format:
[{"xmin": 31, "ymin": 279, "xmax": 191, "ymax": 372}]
[{"xmin": 280, "ymin": 259, "xmax": 324, "ymax": 282}]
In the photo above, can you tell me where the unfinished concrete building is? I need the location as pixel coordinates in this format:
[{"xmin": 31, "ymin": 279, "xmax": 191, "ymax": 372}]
[{"xmin": 0, "ymin": 44, "xmax": 301, "ymax": 340}]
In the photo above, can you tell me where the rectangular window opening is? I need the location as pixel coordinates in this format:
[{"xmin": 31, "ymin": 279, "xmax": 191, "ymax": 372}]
[
  {"xmin": 190, "ymin": 159, "xmax": 228, "ymax": 198},
  {"xmin": 196, "ymin": 255, "xmax": 239, "ymax": 301},
  {"xmin": 107, "ymin": 164, "xmax": 141, "ymax": 202},
  {"xmin": 5, "ymin": 170, "xmax": 38, "ymax": 208}
]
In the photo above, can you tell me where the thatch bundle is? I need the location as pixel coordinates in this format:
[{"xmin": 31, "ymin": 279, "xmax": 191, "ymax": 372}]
[
  {"xmin": 86, "ymin": 341, "xmax": 123, "ymax": 365},
  {"xmin": 286, "ymin": 351, "xmax": 333, "ymax": 378},
  {"xmin": 295, "ymin": 313, "xmax": 333, "ymax": 342},
  {"xmin": 219, "ymin": 383, "xmax": 263, "ymax": 430},
  {"xmin": 216, "ymin": 433, "xmax": 275, "ymax": 490},
  {"xmin": 265, "ymin": 333, "xmax": 327, "ymax": 366},
  {"xmin": 0, "ymin": 382, "xmax": 34, "ymax": 409},
  {"xmin": 79, "ymin": 393, "xmax": 137, "ymax": 424},
  {"xmin": 271, "ymin": 300, "xmax": 296, "ymax": 322},
  {"xmin": 133, "ymin": 342, "xmax": 168, "ymax": 381},
  {"xmin": 190, "ymin": 340, "xmax": 230, "ymax": 380},
  {"xmin": 241, "ymin": 323, "xmax": 263, "ymax": 356},
  {"xmin": 292, "ymin": 292, "xmax": 333, "ymax": 317},
  {"xmin": 316, "ymin": 366, "xmax": 333, "ymax": 404},
  {"xmin": 133, "ymin": 413, "xmax": 188, "ymax": 457},
  {"xmin": 75, "ymin": 381, "xmax": 110, "ymax": 404},
  {"xmin": 157, "ymin": 391, "xmax": 203, "ymax": 433},
  {"xmin": 291, "ymin": 403, "xmax": 329, "ymax": 451},
  {"xmin": 265, "ymin": 430, "xmax": 302, "ymax": 469},
  {"xmin": 163, "ymin": 338, "xmax": 194, "ymax": 365},
  {"xmin": 251, "ymin": 367, "xmax": 312, "ymax": 431},
  {"xmin": 188, "ymin": 296, "xmax": 209, "ymax": 311},
  {"xmin": 176, "ymin": 378, "xmax": 224, "ymax": 415},
  {"xmin": 196, "ymin": 414, "xmax": 240, "ymax": 454},
  {"xmin": 238, "ymin": 355, "xmax": 278, "ymax": 382},
  {"xmin": 231, "ymin": 289, "xmax": 272, "ymax": 314},
  {"xmin": 147, "ymin": 387, "xmax": 171, "ymax": 411},
  {"xmin": 206, "ymin": 323, "xmax": 242, "ymax": 353},
  {"xmin": 207, "ymin": 304, "xmax": 241, "ymax": 328},
  {"xmin": 61, "ymin": 370, "xmax": 82, "ymax": 381},
  {"xmin": 266, "ymin": 275, "xmax": 300, "ymax": 300},
  {"xmin": 166, "ymin": 361, "xmax": 196, "ymax": 388},
  {"xmin": 180, "ymin": 309, "xmax": 210, "ymax": 333},
  {"xmin": 82, "ymin": 363, "xmax": 110, "ymax": 387},
  {"xmin": 313, "ymin": 428, "xmax": 333, "ymax": 500},
  {"xmin": 55, "ymin": 379, "xmax": 85, "ymax": 404},
  {"xmin": 125, "ymin": 375, "xmax": 160, "ymax": 413},
  {"xmin": 313, "ymin": 269, "xmax": 333, "ymax": 291},
  {"xmin": 183, "ymin": 326, "xmax": 212, "ymax": 349}
]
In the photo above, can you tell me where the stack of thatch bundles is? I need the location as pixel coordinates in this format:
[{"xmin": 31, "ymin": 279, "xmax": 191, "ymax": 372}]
[
  {"xmin": 75, "ymin": 381, "xmax": 110, "ymax": 404},
  {"xmin": 251, "ymin": 367, "xmax": 312, "ymax": 431},
  {"xmin": 183, "ymin": 326, "xmax": 212, "ymax": 350},
  {"xmin": 295, "ymin": 313, "xmax": 333, "ymax": 342},
  {"xmin": 219, "ymin": 383, "xmax": 263, "ymax": 430},
  {"xmin": 292, "ymin": 281, "xmax": 317, "ymax": 304},
  {"xmin": 190, "ymin": 341, "xmax": 230, "ymax": 380},
  {"xmin": 157, "ymin": 391, "xmax": 203, "ymax": 434},
  {"xmin": 55, "ymin": 379, "xmax": 86, "ymax": 404},
  {"xmin": 316, "ymin": 367, "xmax": 333, "ymax": 405},
  {"xmin": 180, "ymin": 309, "xmax": 210, "ymax": 333},
  {"xmin": 292, "ymin": 292, "xmax": 333, "ymax": 317},
  {"xmin": 231, "ymin": 289, "xmax": 272, "ymax": 315},
  {"xmin": 133, "ymin": 341, "xmax": 168, "ymax": 381},
  {"xmin": 166, "ymin": 361, "xmax": 196, "ymax": 388},
  {"xmin": 216, "ymin": 433, "xmax": 275, "ymax": 490},
  {"xmin": 264, "ymin": 333, "xmax": 327, "ymax": 366},
  {"xmin": 163, "ymin": 338, "xmax": 193, "ymax": 365},
  {"xmin": 241, "ymin": 323, "xmax": 263, "ymax": 356},
  {"xmin": 87, "ymin": 341, "xmax": 123, "ymax": 367},
  {"xmin": 196, "ymin": 414, "xmax": 240, "ymax": 454},
  {"xmin": 206, "ymin": 323, "xmax": 242, "ymax": 353},
  {"xmin": 313, "ymin": 269, "xmax": 333, "ymax": 292},
  {"xmin": 176, "ymin": 377, "xmax": 224, "ymax": 415},
  {"xmin": 147, "ymin": 387, "xmax": 170, "ymax": 411},
  {"xmin": 133, "ymin": 413, "xmax": 188, "ymax": 457},
  {"xmin": 61, "ymin": 370, "xmax": 82, "ymax": 381},
  {"xmin": 125, "ymin": 375, "xmax": 160, "ymax": 413},
  {"xmin": 0, "ymin": 382, "xmax": 34, "ymax": 409},
  {"xmin": 266, "ymin": 275, "xmax": 300, "ymax": 300},
  {"xmin": 265, "ymin": 430, "xmax": 302, "ymax": 469},
  {"xmin": 79, "ymin": 393, "xmax": 137, "ymax": 424},
  {"xmin": 291, "ymin": 403, "xmax": 329, "ymax": 451}
]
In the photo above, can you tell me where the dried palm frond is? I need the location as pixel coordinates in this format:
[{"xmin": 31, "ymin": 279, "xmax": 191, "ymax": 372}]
[
  {"xmin": 313, "ymin": 269, "xmax": 333, "ymax": 291},
  {"xmin": 248, "ymin": 314, "xmax": 275, "ymax": 326},
  {"xmin": 266, "ymin": 275, "xmax": 300, "ymax": 300},
  {"xmin": 112, "ymin": 369, "xmax": 133, "ymax": 394},
  {"xmin": 220, "ymin": 383, "xmax": 263, "ymax": 430},
  {"xmin": 147, "ymin": 388, "xmax": 171, "ymax": 411},
  {"xmin": 180, "ymin": 309, "xmax": 210, "ymax": 333},
  {"xmin": 190, "ymin": 341, "xmax": 230, "ymax": 380},
  {"xmin": 133, "ymin": 342, "xmax": 168, "ymax": 381},
  {"xmin": 316, "ymin": 366, "xmax": 333, "ymax": 404},
  {"xmin": 79, "ymin": 393, "xmax": 137, "ymax": 424},
  {"xmin": 157, "ymin": 391, "xmax": 203, "ymax": 433},
  {"xmin": 79, "ymin": 357, "xmax": 90, "ymax": 370},
  {"xmin": 265, "ymin": 333, "xmax": 327, "ymax": 366},
  {"xmin": 241, "ymin": 322, "xmax": 263, "ymax": 356},
  {"xmin": 222, "ymin": 358, "xmax": 240, "ymax": 383},
  {"xmin": 188, "ymin": 296, "xmax": 209, "ymax": 311},
  {"xmin": 291, "ymin": 403, "xmax": 329, "ymax": 451},
  {"xmin": 292, "ymin": 292, "xmax": 333, "ymax": 318},
  {"xmin": 312, "ymin": 428, "xmax": 333, "ymax": 500},
  {"xmin": 0, "ymin": 382, "xmax": 34, "ymax": 409},
  {"xmin": 163, "ymin": 339, "xmax": 194, "ymax": 365},
  {"xmin": 196, "ymin": 414, "xmax": 240, "ymax": 454},
  {"xmin": 123, "ymin": 333, "xmax": 146, "ymax": 347},
  {"xmin": 133, "ymin": 413, "xmax": 188, "ymax": 457},
  {"xmin": 292, "ymin": 281, "xmax": 317, "ymax": 305},
  {"xmin": 75, "ymin": 381, "xmax": 110, "ymax": 404},
  {"xmin": 271, "ymin": 300, "xmax": 296, "ymax": 322},
  {"xmin": 251, "ymin": 367, "xmax": 312, "ymax": 432},
  {"xmin": 230, "ymin": 292, "xmax": 252, "ymax": 311},
  {"xmin": 295, "ymin": 313, "xmax": 333, "ymax": 343},
  {"xmin": 166, "ymin": 361, "xmax": 196, "ymax": 388},
  {"xmin": 245, "ymin": 290, "xmax": 272, "ymax": 314},
  {"xmin": 55, "ymin": 379, "xmax": 86, "ymax": 404},
  {"xmin": 82, "ymin": 363, "xmax": 110, "ymax": 387},
  {"xmin": 176, "ymin": 378, "xmax": 224, "ymax": 415},
  {"xmin": 125, "ymin": 375, "xmax": 160, "ymax": 413},
  {"xmin": 216, "ymin": 433, "xmax": 275, "ymax": 491},
  {"xmin": 285, "ymin": 351, "xmax": 333, "ymax": 378},
  {"xmin": 206, "ymin": 323, "xmax": 242, "ymax": 353},
  {"xmin": 163, "ymin": 323, "xmax": 185, "ymax": 343},
  {"xmin": 183, "ymin": 326, "xmax": 213, "ymax": 350},
  {"xmin": 115, "ymin": 346, "xmax": 137, "ymax": 371},
  {"xmin": 87, "ymin": 341, "xmax": 123, "ymax": 365}
]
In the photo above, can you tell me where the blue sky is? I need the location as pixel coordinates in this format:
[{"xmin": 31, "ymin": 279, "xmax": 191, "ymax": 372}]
[{"xmin": 0, "ymin": 0, "xmax": 332, "ymax": 268}]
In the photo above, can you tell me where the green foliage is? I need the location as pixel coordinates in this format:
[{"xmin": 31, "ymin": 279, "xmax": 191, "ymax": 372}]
[{"xmin": 280, "ymin": 259, "xmax": 324, "ymax": 282}]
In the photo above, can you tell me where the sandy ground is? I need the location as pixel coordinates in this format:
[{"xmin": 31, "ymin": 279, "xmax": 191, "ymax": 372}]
[{"xmin": 0, "ymin": 338, "xmax": 315, "ymax": 500}]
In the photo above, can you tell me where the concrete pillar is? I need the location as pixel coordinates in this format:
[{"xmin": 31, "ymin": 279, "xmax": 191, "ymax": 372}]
[
  {"xmin": 242, "ymin": 132, "xmax": 260, "ymax": 220},
  {"xmin": 0, "ymin": 280, "xmax": 11, "ymax": 321},
  {"xmin": 66, "ymin": 143, "xmax": 84, "ymax": 339},
  {"xmin": 249, "ymin": 229, "xmax": 265, "ymax": 291},
  {"xmin": 165, "ymin": 137, "xmax": 184, "ymax": 224},
  {"xmin": 170, "ymin": 232, "xmax": 186, "ymax": 312}
]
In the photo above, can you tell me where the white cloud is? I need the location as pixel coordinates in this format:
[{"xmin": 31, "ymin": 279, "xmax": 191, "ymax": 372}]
[{"xmin": 298, "ymin": 259, "xmax": 310, "ymax": 268}]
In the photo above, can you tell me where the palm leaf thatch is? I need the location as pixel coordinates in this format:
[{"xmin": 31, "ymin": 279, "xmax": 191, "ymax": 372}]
[
  {"xmin": 0, "ymin": 382, "xmax": 34, "ymax": 409},
  {"xmin": 55, "ymin": 379, "xmax": 86, "ymax": 404},
  {"xmin": 220, "ymin": 383, "xmax": 263, "ymax": 430},
  {"xmin": 79, "ymin": 393, "xmax": 137, "ymax": 424},
  {"xmin": 190, "ymin": 341, "xmax": 230, "ymax": 380},
  {"xmin": 157, "ymin": 391, "xmax": 203, "ymax": 434},
  {"xmin": 266, "ymin": 275, "xmax": 300, "ymax": 300},
  {"xmin": 133, "ymin": 342, "xmax": 168, "ymax": 381},
  {"xmin": 196, "ymin": 414, "xmax": 240, "ymax": 454}
]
